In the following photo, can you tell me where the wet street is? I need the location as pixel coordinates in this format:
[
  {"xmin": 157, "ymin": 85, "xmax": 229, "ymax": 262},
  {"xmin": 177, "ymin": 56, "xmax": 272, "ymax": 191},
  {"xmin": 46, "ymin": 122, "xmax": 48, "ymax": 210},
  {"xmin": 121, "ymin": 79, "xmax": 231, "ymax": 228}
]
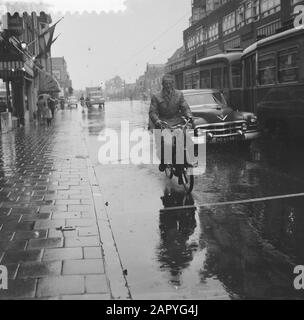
[
  {"xmin": 83, "ymin": 101, "xmax": 304, "ymax": 300},
  {"xmin": 0, "ymin": 101, "xmax": 304, "ymax": 300}
]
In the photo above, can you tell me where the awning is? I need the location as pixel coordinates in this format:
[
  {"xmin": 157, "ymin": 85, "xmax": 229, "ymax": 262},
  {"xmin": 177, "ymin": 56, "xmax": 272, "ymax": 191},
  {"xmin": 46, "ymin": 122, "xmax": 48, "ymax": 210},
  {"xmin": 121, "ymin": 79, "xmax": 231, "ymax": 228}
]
[{"xmin": 38, "ymin": 70, "xmax": 61, "ymax": 93}]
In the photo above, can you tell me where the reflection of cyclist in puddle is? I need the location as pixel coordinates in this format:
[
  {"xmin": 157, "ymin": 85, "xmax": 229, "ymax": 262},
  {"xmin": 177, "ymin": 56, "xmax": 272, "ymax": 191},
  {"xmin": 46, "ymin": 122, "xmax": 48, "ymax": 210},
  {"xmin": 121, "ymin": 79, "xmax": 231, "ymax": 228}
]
[{"xmin": 157, "ymin": 187, "xmax": 197, "ymax": 286}]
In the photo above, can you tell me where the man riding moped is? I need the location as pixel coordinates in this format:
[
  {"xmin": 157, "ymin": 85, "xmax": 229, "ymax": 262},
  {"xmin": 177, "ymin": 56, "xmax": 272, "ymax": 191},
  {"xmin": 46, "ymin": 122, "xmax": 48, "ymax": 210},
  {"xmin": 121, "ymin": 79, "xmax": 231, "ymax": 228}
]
[{"xmin": 149, "ymin": 74, "xmax": 195, "ymax": 186}]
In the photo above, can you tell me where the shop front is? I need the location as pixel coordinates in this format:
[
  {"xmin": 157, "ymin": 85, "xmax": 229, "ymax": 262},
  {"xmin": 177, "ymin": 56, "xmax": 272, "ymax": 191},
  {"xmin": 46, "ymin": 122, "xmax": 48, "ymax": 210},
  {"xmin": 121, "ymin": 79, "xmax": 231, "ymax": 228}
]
[{"xmin": 0, "ymin": 37, "xmax": 36, "ymax": 127}]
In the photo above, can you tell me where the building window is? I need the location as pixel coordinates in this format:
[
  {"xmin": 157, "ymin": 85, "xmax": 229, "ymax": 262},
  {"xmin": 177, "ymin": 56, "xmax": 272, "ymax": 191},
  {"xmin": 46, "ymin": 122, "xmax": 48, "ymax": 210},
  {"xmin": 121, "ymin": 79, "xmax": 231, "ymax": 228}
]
[
  {"xmin": 231, "ymin": 64, "xmax": 242, "ymax": 88},
  {"xmin": 223, "ymin": 12, "xmax": 236, "ymax": 35},
  {"xmin": 278, "ymin": 47, "xmax": 299, "ymax": 83},
  {"xmin": 245, "ymin": 0, "xmax": 260, "ymax": 23},
  {"xmin": 223, "ymin": 67, "xmax": 229, "ymax": 88},
  {"xmin": 200, "ymin": 70, "xmax": 211, "ymax": 88},
  {"xmin": 211, "ymin": 68, "xmax": 222, "ymax": 88},
  {"xmin": 258, "ymin": 53, "xmax": 276, "ymax": 85},
  {"xmin": 224, "ymin": 37, "xmax": 241, "ymax": 50},
  {"xmin": 257, "ymin": 19, "xmax": 282, "ymax": 37},
  {"xmin": 236, "ymin": 6, "xmax": 245, "ymax": 28},
  {"xmin": 260, "ymin": 0, "xmax": 281, "ymax": 18},
  {"xmin": 208, "ymin": 23, "xmax": 219, "ymax": 41},
  {"xmin": 185, "ymin": 72, "xmax": 200, "ymax": 89}
]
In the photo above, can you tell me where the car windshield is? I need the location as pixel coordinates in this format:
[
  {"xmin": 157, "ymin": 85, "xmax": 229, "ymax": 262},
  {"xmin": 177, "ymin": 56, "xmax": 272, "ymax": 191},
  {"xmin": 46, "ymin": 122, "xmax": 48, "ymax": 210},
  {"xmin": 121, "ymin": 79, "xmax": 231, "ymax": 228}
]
[{"xmin": 185, "ymin": 92, "xmax": 227, "ymax": 107}]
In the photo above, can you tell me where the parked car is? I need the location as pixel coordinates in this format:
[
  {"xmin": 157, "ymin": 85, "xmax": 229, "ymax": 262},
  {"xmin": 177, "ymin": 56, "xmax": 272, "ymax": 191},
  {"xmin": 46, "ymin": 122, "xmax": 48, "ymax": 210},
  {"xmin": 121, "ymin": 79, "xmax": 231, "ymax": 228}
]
[
  {"xmin": 183, "ymin": 89, "xmax": 260, "ymax": 144},
  {"xmin": 67, "ymin": 96, "xmax": 78, "ymax": 108}
]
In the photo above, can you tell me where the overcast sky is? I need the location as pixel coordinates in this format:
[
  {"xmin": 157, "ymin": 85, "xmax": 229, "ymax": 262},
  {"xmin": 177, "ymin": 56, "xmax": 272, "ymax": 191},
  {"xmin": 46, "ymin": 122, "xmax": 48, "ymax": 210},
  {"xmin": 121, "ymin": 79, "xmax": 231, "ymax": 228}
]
[{"xmin": 47, "ymin": 0, "xmax": 190, "ymax": 89}]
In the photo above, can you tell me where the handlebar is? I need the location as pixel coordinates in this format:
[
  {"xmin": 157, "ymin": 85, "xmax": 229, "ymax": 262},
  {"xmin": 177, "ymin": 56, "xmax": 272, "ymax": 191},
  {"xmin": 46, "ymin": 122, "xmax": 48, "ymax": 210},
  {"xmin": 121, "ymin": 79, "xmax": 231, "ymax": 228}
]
[{"xmin": 164, "ymin": 118, "xmax": 192, "ymax": 131}]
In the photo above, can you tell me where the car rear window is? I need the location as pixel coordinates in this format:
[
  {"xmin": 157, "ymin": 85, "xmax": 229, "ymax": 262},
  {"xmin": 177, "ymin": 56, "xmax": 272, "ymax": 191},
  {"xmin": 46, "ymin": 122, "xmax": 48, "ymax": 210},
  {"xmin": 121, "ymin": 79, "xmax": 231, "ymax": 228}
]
[{"xmin": 185, "ymin": 92, "xmax": 227, "ymax": 107}]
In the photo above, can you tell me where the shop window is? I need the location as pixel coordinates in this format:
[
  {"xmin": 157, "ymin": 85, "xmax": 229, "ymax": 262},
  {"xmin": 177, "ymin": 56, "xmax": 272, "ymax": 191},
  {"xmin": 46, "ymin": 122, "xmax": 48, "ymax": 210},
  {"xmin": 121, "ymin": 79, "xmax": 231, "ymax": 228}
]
[
  {"xmin": 184, "ymin": 72, "xmax": 200, "ymax": 89},
  {"xmin": 278, "ymin": 48, "xmax": 299, "ymax": 83},
  {"xmin": 258, "ymin": 53, "xmax": 276, "ymax": 85}
]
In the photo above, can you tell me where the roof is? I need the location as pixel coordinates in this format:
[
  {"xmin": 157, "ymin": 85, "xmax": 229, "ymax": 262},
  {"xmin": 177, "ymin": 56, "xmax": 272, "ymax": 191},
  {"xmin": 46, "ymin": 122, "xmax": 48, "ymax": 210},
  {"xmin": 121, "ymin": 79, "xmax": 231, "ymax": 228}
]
[
  {"xmin": 243, "ymin": 26, "xmax": 304, "ymax": 56},
  {"xmin": 168, "ymin": 46, "xmax": 185, "ymax": 62},
  {"xmin": 196, "ymin": 52, "xmax": 243, "ymax": 65}
]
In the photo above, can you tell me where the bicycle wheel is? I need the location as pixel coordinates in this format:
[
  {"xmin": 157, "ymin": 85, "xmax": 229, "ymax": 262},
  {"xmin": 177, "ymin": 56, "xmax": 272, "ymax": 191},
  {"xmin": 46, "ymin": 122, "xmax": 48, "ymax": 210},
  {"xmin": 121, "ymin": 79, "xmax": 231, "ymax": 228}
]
[
  {"xmin": 181, "ymin": 168, "xmax": 194, "ymax": 193},
  {"xmin": 165, "ymin": 165, "xmax": 173, "ymax": 179}
]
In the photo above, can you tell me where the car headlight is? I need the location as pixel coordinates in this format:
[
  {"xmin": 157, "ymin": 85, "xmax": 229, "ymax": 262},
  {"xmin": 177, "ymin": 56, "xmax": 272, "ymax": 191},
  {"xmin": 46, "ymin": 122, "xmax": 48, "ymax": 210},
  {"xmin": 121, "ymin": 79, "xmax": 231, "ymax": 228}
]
[
  {"xmin": 249, "ymin": 116, "xmax": 258, "ymax": 124},
  {"xmin": 242, "ymin": 123, "xmax": 248, "ymax": 131}
]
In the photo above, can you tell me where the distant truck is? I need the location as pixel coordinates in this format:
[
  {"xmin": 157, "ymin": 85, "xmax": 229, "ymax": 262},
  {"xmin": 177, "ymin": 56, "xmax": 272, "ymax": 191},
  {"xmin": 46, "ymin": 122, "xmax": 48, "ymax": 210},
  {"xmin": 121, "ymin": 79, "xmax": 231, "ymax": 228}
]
[{"xmin": 85, "ymin": 87, "xmax": 105, "ymax": 109}]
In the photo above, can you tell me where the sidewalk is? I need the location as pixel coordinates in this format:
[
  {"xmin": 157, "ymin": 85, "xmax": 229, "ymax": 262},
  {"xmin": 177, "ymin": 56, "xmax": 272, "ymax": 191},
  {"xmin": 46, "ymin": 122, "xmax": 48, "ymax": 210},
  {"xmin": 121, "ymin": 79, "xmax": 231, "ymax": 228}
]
[{"xmin": 0, "ymin": 111, "xmax": 114, "ymax": 300}]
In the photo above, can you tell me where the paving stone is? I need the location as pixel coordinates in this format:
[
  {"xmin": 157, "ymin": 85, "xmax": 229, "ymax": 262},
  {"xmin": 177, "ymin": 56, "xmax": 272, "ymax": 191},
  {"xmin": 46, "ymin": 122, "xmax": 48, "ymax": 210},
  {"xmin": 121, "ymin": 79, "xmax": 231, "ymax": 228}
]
[
  {"xmin": 43, "ymin": 247, "xmax": 83, "ymax": 261},
  {"xmin": 66, "ymin": 219, "xmax": 95, "ymax": 228},
  {"xmin": 61, "ymin": 294, "xmax": 111, "ymax": 300},
  {"xmin": 55, "ymin": 200, "xmax": 81, "ymax": 205},
  {"xmin": 2, "ymin": 249, "xmax": 43, "ymax": 264},
  {"xmin": 10, "ymin": 207, "xmax": 39, "ymax": 215},
  {"xmin": 85, "ymin": 275, "xmax": 108, "ymax": 294},
  {"xmin": 52, "ymin": 212, "xmax": 81, "ymax": 220},
  {"xmin": 63, "ymin": 259, "xmax": 104, "ymax": 275},
  {"xmin": 65, "ymin": 236, "xmax": 100, "ymax": 248},
  {"xmin": 68, "ymin": 205, "xmax": 94, "ymax": 212},
  {"xmin": 13, "ymin": 230, "xmax": 48, "ymax": 241},
  {"xmin": 21, "ymin": 213, "xmax": 52, "ymax": 222},
  {"xmin": 83, "ymin": 247, "xmax": 103, "ymax": 259},
  {"xmin": 0, "ymin": 208, "xmax": 12, "ymax": 216},
  {"xmin": 34, "ymin": 220, "xmax": 65, "ymax": 230},
  {"xmin": 0, "ymin": 231, "xmax": 14, "ymax": 241},
  {"xmin": 48, "ymin": 229, "xmax": 78, "ymax": 238},
  {"xmin": 28, "ymin": 238, "xmax": 63, "ymax": 250},
  {"xmin": 37, "ymin": 276, "xmax": 85, "ymax": 298},
  {"xmin": 2, "ymin": 221, "xmax": 35, "ymax": 231},
  {"xmin": 0, "ymin": 279, "xmax": 37, "ymax": 299},
  {"xmin": 18, "ymin": 261, "xmax": 62, "ymax": 279},
  {"xmin": 6, "ymin": 264, "xmax": 20, "ymax": 280},
  {"xmin": 78, "ymin": 227, "xmax": 99, "ymax": 237},
  {"xmin": 39, "ymin": 205, "xmax": 67, "ymax": 213},
  {"xmin": 0, "ymin": 240, "xmax": 27, "ymax": 251}
]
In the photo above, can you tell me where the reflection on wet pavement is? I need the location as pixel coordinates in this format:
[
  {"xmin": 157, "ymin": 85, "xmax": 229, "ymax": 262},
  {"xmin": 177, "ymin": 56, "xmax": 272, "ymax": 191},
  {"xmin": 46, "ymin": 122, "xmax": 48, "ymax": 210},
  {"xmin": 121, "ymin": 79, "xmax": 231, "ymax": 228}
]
[
  {"xmin": 82, "ymin": 101, "xmax": 304, "ymax": 300},
  {"xmin": 157, "ymin": 188, "xmax": 197, "ymax": 288}
]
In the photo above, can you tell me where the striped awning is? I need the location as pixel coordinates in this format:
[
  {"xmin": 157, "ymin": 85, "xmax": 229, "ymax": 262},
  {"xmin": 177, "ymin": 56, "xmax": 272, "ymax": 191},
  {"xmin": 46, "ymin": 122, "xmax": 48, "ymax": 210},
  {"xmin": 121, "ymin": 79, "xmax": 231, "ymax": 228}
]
[
  {"xmin": 0, "ymin": 60, "xmax": 34, "ymax": 79},
  {"xmin": 0, "ymin": 60, "xmax": 23, "ymax": 71}
]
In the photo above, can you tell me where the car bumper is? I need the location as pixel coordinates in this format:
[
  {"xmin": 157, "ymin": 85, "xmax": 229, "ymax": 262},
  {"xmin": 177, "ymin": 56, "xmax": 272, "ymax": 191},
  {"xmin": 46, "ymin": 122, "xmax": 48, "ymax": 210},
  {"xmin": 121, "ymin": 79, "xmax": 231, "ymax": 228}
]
[
  {"xmin": 192, "ymin": 130, "xmax": 260, "ymax": 144},
  {"xmin": 243, "ymin": 130, "xmax": 260, "ymax": 141}
]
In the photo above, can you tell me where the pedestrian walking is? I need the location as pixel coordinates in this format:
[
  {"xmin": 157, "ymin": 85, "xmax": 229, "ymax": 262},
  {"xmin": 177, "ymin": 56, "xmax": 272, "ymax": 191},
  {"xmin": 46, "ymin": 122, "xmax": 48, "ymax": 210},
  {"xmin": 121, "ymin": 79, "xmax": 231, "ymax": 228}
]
[
  {"xmin": 46, "ymin": 107, "xmax": 53, "ymax": 127},
  {"xmin": 37, "ymin": 96, "xmax": 46, "ymax": 124},
  {"xmin": 48, "ymin": 97, "xmax": 56, "ymax": 119}
]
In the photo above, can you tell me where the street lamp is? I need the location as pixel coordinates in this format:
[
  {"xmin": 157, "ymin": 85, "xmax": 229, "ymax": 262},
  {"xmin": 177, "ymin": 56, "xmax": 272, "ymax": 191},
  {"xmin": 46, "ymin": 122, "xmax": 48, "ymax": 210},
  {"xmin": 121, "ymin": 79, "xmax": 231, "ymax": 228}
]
[
  {"xmin": 21, "ymin": 38, "xmax": 38, "ymax": 50},
  {"xmin": 21, "ymin": 42, "xmax": 27, "ymax": 50}
]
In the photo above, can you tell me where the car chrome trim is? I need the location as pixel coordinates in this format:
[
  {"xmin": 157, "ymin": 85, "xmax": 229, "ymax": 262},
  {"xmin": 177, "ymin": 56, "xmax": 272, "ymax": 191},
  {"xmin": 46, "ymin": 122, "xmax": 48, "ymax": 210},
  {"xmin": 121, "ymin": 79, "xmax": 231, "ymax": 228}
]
[{"xmin": 195, "ymin": 120, "xmax": 245, "ymax": 129}]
